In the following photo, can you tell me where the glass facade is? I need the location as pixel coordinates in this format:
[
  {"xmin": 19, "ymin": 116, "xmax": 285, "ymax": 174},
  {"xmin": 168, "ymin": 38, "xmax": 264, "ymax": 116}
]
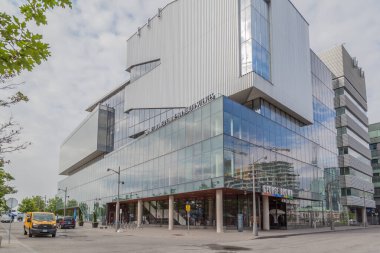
[
  {"xmin": 369, "ymin": 124, "xmax": 380, "ymax": 212},
  {"xmin": 100, "ymin": 88, "xmax": 183, "ymax": 150},
  {"xmin": 58, "ymin": 52, "xmax": 341, "ymax": 230},
  {"xmin": 240, "ymin": 0, "xmax": 271, "ymax": 80},
  {"xmin": 130, "ymin": 59, "xmax": 160, "ymax": 82}
]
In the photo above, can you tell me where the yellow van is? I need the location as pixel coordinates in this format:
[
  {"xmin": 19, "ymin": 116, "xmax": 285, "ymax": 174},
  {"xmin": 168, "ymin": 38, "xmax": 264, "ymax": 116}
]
[{"xmin": 24, "ymin": 212, "xmax": 57, "ymax": 237}]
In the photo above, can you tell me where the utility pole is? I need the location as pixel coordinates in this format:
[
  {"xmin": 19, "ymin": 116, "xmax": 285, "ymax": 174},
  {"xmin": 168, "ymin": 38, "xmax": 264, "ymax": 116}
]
[
  {"xmin": 328, "ymin": 183, "xmax": 334, "ymax": 230},
  {"xmin": 58, "ymin": 187, "xmax": 68, "ymax": 217},
  {"xmin": 107, "ymin": 166, "xmax": 123, "ymax": 232},
  {"xmin": 363, "ymin": 185, "xmax": 367, "ymax": 227}
]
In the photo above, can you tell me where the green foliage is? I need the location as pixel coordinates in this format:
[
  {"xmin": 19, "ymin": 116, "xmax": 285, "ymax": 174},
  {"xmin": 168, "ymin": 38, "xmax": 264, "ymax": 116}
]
[
  {"xmin": 78, "ymin": 209, "xmax": 83, "ymax": 222},
  {"xmin": 0, "ymin": 1, "xmax": 73, "ymax": 212},
  {"xmin": 45, "ymin": 196, "xmax": 63, "ymax": 214},
  {"xmin": 31, "ymin": 195, "xmax": 45, "ymax": 211},
  {"xmin": 92, "ymin": 211, "xmax": 97, "ymax": 223},
  {"xmin": 0, "ymin": 161, "xmax": 16, "ymax": 211},
  {"xmin": 0, "ymin": 0, "xmax": 72, "ymax": 79},
  {"xmin": 79, "ymin": 202, "xmax": 88, "ymax": 213},
  {"xmin": 18, "ymin": 197, "xmax": 37, "ymax": 213},
  {"xmin": 67, "ymin": 199, "xmax": 78, "ymax": 208}
]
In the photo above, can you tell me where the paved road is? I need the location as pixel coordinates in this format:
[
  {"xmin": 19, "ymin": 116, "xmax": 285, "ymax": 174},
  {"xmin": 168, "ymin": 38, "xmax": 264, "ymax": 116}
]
[{"xmin": 1, "ymin": 222, "xmax": 379, "ymax": 252}]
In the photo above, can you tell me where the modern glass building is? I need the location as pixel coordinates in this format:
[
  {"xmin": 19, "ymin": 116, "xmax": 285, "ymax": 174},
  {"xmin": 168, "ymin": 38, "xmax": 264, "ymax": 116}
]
[
  {"xmin": 369, "ymin": 122, "xmax": 380, "ymax": 224},
  {"xmin": 319, "ymin": 45, "xmax": 376, "ymax": 225},
  {"xmin": 57, "ymin": 0, "xmax": 359, "ymax": 232}
]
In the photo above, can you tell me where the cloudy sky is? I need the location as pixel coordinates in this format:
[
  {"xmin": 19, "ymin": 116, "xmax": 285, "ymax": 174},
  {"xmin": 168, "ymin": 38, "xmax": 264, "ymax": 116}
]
[{"xmin": 1, "ymin": 0, "xmax": 379, "ymax": 202}]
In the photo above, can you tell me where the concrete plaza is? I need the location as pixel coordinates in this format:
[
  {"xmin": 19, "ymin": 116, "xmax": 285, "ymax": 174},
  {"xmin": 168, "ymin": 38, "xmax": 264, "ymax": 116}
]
[{"xmin": 1, "ymin": 222, "xmax": 379, "ymax": 253}]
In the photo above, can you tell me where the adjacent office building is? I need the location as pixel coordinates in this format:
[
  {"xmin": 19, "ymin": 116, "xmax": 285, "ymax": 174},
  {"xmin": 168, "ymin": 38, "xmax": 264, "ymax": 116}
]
[
  {"xmin": 57, "ymin": 0, "xmax": 371, "ymax": 231},
  {"xmin": 319, "ymin": 46, "xmax": 376, "ymax": 225},
  {"xmin": 369, "ymin": 123, "xmax": 380, "ymax": 223}
]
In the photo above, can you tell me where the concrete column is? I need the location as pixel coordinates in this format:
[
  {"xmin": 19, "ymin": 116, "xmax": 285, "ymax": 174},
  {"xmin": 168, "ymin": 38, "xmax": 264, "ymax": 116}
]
[
  {"xmin": 216, "ymin": 190, "xmax": 223, "ymax": 233},
  {"xmin": 262, "ymin": 195, "xmax": 270, "ymax": 231},
  {"xmin": 208, "ymin": 198, "xmax": 214, "ymax": 226},
  {"xmin": 362, "ymin": 207, "xmax": 367, "ymax": 227},
  {"xmin": 137, "ymin": 200, "xmax": 143, "ymax": 227},
  {"xmin": 115, "ymin": 201, "xmax": 120, "ymax": 231},
  {"xmin": 168, "ymin": 195, "xmax": 174, "ymax": 230}
]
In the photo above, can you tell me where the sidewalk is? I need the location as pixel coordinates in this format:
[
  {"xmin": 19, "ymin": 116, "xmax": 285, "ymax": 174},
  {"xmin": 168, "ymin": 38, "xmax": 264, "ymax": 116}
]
[
  {"xmin": 76, "ymin": 222, "xmax": 380, "ymax": 242},
  {"xmin": 0, "ymin": 222, "xmax": 38, "ymax": 253},
  {"xmin": 256, "ymin": 225, "xmax": 380, "ymax": 239}
]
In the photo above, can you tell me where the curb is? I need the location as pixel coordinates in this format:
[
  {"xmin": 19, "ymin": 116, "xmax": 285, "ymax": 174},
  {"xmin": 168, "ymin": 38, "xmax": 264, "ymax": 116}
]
[{"xmin": 255, "ymin": 226, "xmax": 379, "ymax": 239}]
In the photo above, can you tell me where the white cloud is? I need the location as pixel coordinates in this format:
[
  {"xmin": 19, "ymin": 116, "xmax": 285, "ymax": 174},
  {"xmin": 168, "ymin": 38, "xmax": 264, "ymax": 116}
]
[
  {"xmin": 1, "ymin": 0, "xmax": 172, "ymax": 201},
  {"xmin": 292, "ymin": 0, "xmax": 380, "ymax": 124}
]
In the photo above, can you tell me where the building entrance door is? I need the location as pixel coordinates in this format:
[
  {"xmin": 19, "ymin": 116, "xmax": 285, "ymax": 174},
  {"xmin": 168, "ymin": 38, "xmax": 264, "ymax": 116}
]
[{"xmin": 269, "ymin": 198, "xmax": 287, "ymax": 229}]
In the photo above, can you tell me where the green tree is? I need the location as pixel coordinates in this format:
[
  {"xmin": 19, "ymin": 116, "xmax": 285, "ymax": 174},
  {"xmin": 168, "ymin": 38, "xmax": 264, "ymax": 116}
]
[
  {"xmin": 46, "ymin": 196, "xmax": 63, "ymax": 214},
  {"xmin": 0, "ymin": 0, "xmax": 72, "ymax": 207},
  {"xmin": 67, "ymin": 199, "xmax": 77, "ymax": 208},
  {"xmin": 1, "ymin": 0, "xmax": 72, "ymax": 82},
  {"xmin": 0, "ymin": 160, "xmax": 16, "ymax": 211},
  {"xmin": 32, "ymin": 195, "xmax": 45, "ymax": 211},
  {"xmin": 0, "ymin": 0, "xmax": 72, "ymax": 154},
  {"xmin": 18, "ymin": 197, "xmax": 37, "ymax": 213}
]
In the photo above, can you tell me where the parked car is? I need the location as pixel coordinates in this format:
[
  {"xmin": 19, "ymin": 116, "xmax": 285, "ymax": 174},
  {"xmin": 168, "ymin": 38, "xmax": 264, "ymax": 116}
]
[
  {"xmin": 1, "ymin": 214, "xmax": 12, "ymax": 223},
  {"xmin": 56, "ymin": 216, "xmax": 63, "ymax": 225},
  {"xmin": 58, "ymin": 216, "xmax": 76, "ymax": 229}
]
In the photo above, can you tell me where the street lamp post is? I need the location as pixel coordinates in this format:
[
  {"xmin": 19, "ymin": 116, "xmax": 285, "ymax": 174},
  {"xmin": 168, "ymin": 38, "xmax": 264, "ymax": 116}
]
[
  {"xmin": 44, "ymin": 195, "xmax": 47, "ymax": 212},
  {"xmin": 58, "ymin": 187, "xmax": 68, "ymax": 217},
  {"xmin": 363, "ymin": 185, "xmax": 367, "ymax": 227},
  {"xmin": 107, "ymin": 166, "xmax": 124, "ymax": 232}
]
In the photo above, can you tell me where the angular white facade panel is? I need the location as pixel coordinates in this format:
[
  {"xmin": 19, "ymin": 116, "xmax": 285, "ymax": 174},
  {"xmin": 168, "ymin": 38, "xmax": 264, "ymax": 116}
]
[
  {"xmin": 270, "ymin": 0, "xmax": 313, "ymax": 123},
  {"xmin": 125, "ymin": 0, "xmax": 313, "ymax": 123},
  {"xmin": 59, "ymin": 106, "xmax": 111, "ymax": 175}
]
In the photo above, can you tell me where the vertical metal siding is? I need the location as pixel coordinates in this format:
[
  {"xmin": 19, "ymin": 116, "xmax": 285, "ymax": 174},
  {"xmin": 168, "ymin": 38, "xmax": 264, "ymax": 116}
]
[{"xmin": 124, "ymin": 0, "xmax": 313, "ymax": 124}]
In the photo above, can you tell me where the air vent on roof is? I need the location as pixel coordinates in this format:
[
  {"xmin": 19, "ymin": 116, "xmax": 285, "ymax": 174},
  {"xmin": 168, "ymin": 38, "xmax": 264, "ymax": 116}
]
[
  {"xmin": 137, "ymin": 27, "xmax": 141, "ymax": 37},
  {"xmin": 147, "ymin": 18, "xmax": 151, "ymax": 28},
  {"xmin": 158, "ymin": 8, "xmax": 162, "ymax": 18},
  {"xmin": 360, "ymin": 69, "xmax": 365, "ymax": 78},
  {"xmin": 352, "ymin": 57, "xmax": 358, "ymax": 68}
]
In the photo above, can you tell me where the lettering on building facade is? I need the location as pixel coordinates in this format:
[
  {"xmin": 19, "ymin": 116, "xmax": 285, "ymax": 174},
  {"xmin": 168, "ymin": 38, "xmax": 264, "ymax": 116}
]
[
  {"xmin": 262, "ymin": 185, "xmax": 294, "ymax": 199},
  {"xmin": 144, "ymin": 93, "xmax": 216, "ymax": 135}
]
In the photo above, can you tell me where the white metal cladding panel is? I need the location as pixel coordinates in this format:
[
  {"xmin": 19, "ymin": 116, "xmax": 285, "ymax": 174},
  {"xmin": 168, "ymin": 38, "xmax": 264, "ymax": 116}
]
[
  {"xmin": 341, "ymin": 196, "xmax": 376, "ymax": 208},
  {"xmin": 125, "ymin": 0, "xmax": 246, "ymax": 111},
  {"xmin": 125, "ymin": 0, "xmax": 313, "ymax": 123},
  {"xmin": 319, "ymin": 46, "xmax": 344, "ymax": 78},
  {"xmin": 270, "ymin": 0, "xmax": 313, "ymax": 123},
  {"xmin": 338, "ymin": 154, "xmax": 373, "ymax": 176},
  {"xmin": 341, "ymin": 46, "xmax": 367, "ymax": 100},
  {"xmin": 340, "ymin": 175, "xmax": 374, "ymax": 193},
  {"xmin": 59, "ymin": 107, "xmax": 101, "ymax": 175}
]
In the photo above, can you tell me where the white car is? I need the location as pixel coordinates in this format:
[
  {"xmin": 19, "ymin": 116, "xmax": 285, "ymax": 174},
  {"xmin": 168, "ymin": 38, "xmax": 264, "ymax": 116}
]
[{"xmin": 0, "ymin": 214, "xmax": 12, "ymax": 223}]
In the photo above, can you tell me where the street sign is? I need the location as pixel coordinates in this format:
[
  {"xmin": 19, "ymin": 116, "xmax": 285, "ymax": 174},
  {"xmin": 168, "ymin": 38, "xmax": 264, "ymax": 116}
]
[
  {"xmin": 6, "ymin": 198, "xmax": 18, "ymax": 209},
  {"xmin": 6, "ymin": 198, "xmax": 18, "ymax": 244},
  {"xmin": 185, "ymin": 204, "xmax": 191, "ymax": 232}
]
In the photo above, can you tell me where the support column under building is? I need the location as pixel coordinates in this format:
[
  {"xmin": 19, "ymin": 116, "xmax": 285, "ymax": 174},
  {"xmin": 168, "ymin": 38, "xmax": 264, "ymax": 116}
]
[
  {"xmin": 216, "ymin": 190, "xmax": 223, "ymax": 233},
  {"xmin": 168, "ymin": 195, "xmax": 174, "ymax": 230},
  {"xmin": 263, "ymin": 195, "xmax": 270, "ymax": 231},
  {"xmin": 362, "ymin": 207, "xmax": 367, "ymax": 227},
  {"xmin": 137, "ymin": 200, "xmax": 143, "ymax": 227}
]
